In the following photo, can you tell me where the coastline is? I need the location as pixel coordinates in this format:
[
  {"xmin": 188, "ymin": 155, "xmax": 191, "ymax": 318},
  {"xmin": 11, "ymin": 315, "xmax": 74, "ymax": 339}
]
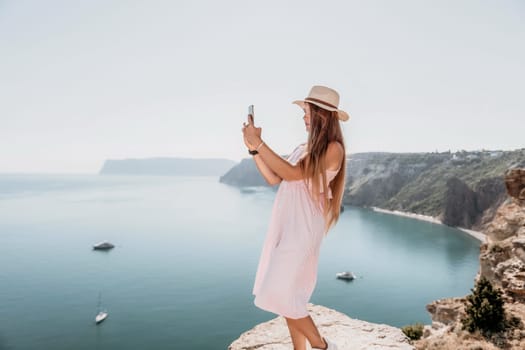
[{"xmin": 370, "ymin": 206, "xmax": 487, "ymax": 243}]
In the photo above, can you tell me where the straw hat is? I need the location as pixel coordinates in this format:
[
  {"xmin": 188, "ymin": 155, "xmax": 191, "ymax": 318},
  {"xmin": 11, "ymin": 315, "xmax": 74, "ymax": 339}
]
[{"xmin": 293, "ymin": 85, "xmax": 350, "ymax": 121}]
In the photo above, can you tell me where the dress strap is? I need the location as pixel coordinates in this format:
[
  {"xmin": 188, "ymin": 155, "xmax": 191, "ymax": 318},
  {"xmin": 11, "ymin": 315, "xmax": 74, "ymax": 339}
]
[{"xmin": 287, "ymin": 143, "xmax": 308, "ymax": 164}]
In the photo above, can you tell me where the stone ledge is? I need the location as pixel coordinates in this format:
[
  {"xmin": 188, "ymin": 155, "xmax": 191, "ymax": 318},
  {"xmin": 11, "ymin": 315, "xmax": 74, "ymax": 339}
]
[{"xmin": 229, "ymin": 304, "xmax": 415, "ymax": 350}]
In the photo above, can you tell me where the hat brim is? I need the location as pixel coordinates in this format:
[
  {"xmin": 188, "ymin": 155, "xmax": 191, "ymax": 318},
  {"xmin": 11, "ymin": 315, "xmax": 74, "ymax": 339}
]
[{"xmin": 293, "ymin": 100, "xmax": 350, "ymax": 121}]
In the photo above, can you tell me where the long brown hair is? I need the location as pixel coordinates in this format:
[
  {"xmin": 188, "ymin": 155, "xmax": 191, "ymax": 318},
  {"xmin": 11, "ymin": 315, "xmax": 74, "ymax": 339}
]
[{"xmin": 298, "ymin": 102, "xmax": 346, "ymax": 234}]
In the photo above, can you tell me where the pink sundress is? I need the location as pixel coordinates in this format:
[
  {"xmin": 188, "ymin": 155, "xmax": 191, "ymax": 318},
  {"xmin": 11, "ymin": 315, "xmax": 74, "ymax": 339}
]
[{"xmin": 252, "ymin": 143, "xmax": 340, "ymax": 319}]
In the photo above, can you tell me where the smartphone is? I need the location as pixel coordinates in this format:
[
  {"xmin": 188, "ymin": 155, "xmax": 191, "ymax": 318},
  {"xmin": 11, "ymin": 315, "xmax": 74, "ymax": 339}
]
[{"xmin": 248, "ymin": 105, "xmax": 254, "ymax": 124}]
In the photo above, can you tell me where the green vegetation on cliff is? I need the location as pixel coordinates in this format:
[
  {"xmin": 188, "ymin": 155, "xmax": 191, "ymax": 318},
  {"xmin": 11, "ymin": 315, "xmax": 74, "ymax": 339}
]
[{"xmin": 345, "ymin": 149, "xmax": 524, "ymax": 228}]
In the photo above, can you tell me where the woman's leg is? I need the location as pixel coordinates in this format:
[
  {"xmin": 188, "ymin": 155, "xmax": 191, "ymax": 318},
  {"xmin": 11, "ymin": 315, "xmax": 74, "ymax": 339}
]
[
  {"xmin": 285, "ymin": 315, "xmax": 327, "ymax": 349},
  {"xmin": 285, "ymin": 317, "xmax": 307, "ymax": 350}
]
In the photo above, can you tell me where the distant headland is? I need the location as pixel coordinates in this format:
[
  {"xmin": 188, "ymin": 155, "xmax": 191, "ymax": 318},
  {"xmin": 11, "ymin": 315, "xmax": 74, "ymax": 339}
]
[{"xmin": 99, "ymin": 157, "xmax": 236, "ymax": 176}]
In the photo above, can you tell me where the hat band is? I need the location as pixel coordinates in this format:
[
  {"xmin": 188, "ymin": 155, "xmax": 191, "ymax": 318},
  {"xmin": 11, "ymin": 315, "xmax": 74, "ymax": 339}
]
[{"xmin": 305, "ymin": 97, "xmax": 338, "ymax": 109}]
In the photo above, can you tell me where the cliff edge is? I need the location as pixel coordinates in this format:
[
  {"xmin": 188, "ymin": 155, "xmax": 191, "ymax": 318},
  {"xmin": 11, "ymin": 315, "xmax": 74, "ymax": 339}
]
[
  {"xmin": 414, "ymin": 168, "xmax": 525, "ymax": 350},
  {"xmin": 229, "ymin": 304, "xmax": 414, "ymax": 350}
]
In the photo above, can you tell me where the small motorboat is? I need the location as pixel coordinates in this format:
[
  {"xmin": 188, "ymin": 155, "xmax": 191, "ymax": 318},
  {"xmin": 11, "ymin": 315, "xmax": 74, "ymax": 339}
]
[
  {"xmin": 93, "ymin": 241, "xmax": 115, "ymax": 250},
  {"xmin": 336, "ymin": 271, "xmax": 356, "ymax": 281}
]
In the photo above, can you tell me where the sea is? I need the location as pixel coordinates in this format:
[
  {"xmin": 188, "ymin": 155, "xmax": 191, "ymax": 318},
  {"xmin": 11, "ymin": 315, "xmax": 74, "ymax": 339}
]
[{"xmin": 0, "ymin": 174, "xmax": 481, "ymax": 349}]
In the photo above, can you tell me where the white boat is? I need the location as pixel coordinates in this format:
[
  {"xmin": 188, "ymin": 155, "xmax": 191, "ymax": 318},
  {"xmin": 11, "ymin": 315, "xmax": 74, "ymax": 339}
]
[
  {"xmin": 336, "ymin": 271, "xmax": 356, "ymax": 280},
  {"xmin": 95, "ymin": 292, "xmax": 109, "ymax": 324},
  {"xmin": 93, "ymin": 241, "xmax": 115, "ymax": 250},
  {"xmin": 95, "ymin": 311, "xmax": 108, "ymax": 324}
]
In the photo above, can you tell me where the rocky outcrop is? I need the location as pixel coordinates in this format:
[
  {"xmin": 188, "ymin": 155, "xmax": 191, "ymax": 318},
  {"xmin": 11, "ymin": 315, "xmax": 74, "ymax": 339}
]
[
  {"xmin": 479, "ymin": 203, "xmax": 525, "ymax": 302},
  {"xmin": 442, "ymin": 177, "xmax": 479, "ymax": 228},
  {"xmin": 477, "ymin": 169, "xmax": 525, "ymax": 302},
  {"xmin": 229, "ymin": 304, "xmax": 414, "ymax": 350},
  {"xmin": 425, "ymin": 297, "xmax": 467, "ymax": 327},
  {"xmin": 477, "ymin": 176, "xmax": 509, "ymax": 212},
  {"xmin": 415, "ymin": 297, "xmax": 525, "ymax": 350},
  {"xmin": 414, "ymin": 168, "xmax": 525, "ymax": 349},
  {"xmin": 442, "ymin": 176, "xmax": 507, "ymax": 230},
  {"xmin": 505, "ymin": 168, "xmax": 525, "ymax": 202}
]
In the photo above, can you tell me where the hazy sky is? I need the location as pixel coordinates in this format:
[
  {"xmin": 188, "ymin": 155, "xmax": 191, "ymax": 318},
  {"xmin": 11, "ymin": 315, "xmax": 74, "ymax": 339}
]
[{"xmin": 1, "ymin": 0, "xmax": 523, "ymax": 173}]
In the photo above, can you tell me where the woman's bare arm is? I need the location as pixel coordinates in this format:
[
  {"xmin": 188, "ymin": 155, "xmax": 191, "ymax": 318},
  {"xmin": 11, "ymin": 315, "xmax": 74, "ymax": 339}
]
[
  {"xmin": 252, "ymin": 140, "xmax": 344, "ymax": 182},
  {"xmin": 242, "ymin": 119, "xmax": 342, "ymax": 181},
  {"xmin": 254, "ymin": 142, "xmax": 304, "ymax": 181},
  {"xmin": 253, "ymin": 154, "xmax": 282, "ymax": 185},
  {"xmin": 242, "ymin": 129, "xmax": 281, "ymax": 185},
  {"xmin": 242, "ymin": 119, "xmax": 302, "ymax": 181}
]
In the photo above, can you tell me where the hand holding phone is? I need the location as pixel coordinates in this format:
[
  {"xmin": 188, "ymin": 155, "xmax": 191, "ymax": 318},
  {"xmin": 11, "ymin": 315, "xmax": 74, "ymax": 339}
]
[
  {"xmin": 242, "ymin": 104, "xmax": 262, "ymax": 150},
  {"xmin": 248, "ymin": 105, "xmax": 254, "ymax": 125}
]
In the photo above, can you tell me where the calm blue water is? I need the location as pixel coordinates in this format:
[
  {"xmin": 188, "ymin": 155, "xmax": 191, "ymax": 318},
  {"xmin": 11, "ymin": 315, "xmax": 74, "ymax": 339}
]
[{"xmin": 0, "ymin": 174, "xmax": 481, "ymax": 349}]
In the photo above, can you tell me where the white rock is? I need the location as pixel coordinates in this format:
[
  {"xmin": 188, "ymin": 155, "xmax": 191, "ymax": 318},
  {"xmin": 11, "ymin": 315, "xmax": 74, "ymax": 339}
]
[{"xmin": 228, "ymin": 304, "xmax": 415, "ymax": 350}]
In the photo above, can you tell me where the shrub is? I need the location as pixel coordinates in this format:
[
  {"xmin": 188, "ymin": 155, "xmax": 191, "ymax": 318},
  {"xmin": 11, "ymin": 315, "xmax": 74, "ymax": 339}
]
[
  {"xmin": 401, "ymin": 323, "xmax": 424, "ymax": 340},
  {"xmin": 461, "ymin": 277, "xmax": 506, "ymax": 336}
]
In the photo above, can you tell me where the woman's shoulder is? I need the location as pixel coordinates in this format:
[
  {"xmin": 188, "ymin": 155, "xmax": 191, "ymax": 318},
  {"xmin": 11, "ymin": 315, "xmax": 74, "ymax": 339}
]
[
  {"xmin": 325, "ymin": 141, "xmax": 344, "ymax": 171},
  {"xmin": 327, "ymin": 141, "xmax": 343, "ymax": 152}
]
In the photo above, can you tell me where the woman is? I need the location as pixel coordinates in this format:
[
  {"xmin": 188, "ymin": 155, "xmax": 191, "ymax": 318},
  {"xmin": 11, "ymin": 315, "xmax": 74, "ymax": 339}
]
[{"xmin": 242, "ymin": 85, "xmax": 349, "ymax": 350}]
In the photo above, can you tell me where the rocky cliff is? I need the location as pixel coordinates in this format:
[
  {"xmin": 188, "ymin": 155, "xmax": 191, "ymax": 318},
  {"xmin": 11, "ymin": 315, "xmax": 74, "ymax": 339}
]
[
  {"xmin": 345, "ymin": 150, "xmax": 524, "ymax": 232},
  {"xmin": 229, "ymin": 304, "xmax": 415, "ymax": 350},
  {"xmin": 414, "ymin": 168, "xmax": 525, "ymax": 350},
  {"xmin": 220, "ymin": 148, "xmax": 525, "ymax": 231},
  {"xmin": 479, "ymin": 168, "xmax": 525, "ymax": 302}
]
